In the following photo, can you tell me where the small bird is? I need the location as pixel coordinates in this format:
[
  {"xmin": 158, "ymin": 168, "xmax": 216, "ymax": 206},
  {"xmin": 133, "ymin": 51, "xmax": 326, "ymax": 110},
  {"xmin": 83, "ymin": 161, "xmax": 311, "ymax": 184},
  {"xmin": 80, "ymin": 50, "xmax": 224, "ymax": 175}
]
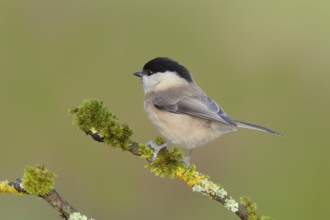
[{"xmin": 133, "ymin": 57, "xmax": 282, "ymax": 164}]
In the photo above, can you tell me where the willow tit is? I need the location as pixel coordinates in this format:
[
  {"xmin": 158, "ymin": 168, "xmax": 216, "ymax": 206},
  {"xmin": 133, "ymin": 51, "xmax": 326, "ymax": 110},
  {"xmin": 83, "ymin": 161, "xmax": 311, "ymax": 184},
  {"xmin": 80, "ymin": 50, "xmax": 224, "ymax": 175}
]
[{"xmin": 133, "ymin": 57, "xmax": 282, "ymax": 163}]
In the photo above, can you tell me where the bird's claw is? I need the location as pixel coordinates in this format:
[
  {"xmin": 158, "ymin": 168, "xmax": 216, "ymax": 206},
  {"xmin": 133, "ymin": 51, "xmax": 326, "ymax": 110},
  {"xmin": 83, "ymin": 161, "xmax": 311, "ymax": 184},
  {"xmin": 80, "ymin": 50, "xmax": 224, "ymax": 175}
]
[
  {"xmin": 145, "ymin": 141, "xmax": 168, "ymax": 161},
  {"xmin": 180, "ymin": 155, "xmax": 191, "ymax": 167},
  {"xmin": 180, "ymin": 149, "xmax": 193, "ymax": 167}
]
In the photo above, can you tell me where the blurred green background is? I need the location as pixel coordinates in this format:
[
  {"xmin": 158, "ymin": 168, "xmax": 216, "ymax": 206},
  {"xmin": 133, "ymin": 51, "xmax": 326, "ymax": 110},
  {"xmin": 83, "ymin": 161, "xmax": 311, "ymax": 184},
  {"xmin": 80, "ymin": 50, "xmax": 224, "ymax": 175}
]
[{"xmin": 1, "ymin": 0, "xmax": 329, "ymax": 219}]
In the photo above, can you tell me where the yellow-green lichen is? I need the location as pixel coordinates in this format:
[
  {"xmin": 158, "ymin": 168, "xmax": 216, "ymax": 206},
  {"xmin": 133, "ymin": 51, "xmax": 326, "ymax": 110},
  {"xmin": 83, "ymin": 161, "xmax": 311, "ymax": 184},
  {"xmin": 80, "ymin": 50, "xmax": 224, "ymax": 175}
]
[
  {"xmin": 176, "ymin": 167, "xmax": 239, "ymax": 213},
  {"xmin": 70, "ymin": 99, "xmax": 133, "ymax": 150},
  {"xmin": 176, "ymin": 166, "xmax": 205, "ymax": 186},
  {"xmin": 0, "ymin": 180, "xmax": 24, "ymax": 195},
  {"xmin": 22, "ymin": 165, "xmax": 55, "ymax": 196}
]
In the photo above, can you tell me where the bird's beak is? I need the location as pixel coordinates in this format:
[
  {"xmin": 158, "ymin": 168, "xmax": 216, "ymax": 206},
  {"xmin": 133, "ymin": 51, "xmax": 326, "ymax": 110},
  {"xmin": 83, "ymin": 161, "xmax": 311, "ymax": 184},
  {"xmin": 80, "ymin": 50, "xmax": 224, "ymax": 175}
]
[{"xmin": 133, "ymin": 71, "xmax": 142, "ymax": 77}]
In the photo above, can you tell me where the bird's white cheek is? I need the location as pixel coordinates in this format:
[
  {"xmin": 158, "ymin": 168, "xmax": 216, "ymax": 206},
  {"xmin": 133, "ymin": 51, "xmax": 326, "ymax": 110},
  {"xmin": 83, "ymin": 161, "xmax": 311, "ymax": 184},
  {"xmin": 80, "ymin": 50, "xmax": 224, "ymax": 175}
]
[{"xmin": 142, "ymin": 75, "xmax": 159, "ymax": 92}]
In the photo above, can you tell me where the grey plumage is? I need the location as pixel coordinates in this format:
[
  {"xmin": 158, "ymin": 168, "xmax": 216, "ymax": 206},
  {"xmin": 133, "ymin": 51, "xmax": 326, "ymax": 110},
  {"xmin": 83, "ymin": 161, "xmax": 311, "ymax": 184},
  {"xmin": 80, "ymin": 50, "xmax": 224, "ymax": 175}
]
[
  {"xmin": 152, "ymin": 82, "xmax": 282, "ymax": 136},
  {"xmin": 152, "ymin": 83, "xmax": 237, "ymax": 127},
  {"xmin": 234, "ymin": 120, "xmax": 283, "ymax": 136}
]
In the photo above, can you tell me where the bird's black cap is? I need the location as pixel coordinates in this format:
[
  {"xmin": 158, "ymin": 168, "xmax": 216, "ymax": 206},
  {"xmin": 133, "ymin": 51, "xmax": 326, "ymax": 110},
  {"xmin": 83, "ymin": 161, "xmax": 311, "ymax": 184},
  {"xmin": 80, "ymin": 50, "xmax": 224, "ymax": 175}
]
[{"xmin": 142, "ymin": 57, "xmax": 194, "ymax": 83}]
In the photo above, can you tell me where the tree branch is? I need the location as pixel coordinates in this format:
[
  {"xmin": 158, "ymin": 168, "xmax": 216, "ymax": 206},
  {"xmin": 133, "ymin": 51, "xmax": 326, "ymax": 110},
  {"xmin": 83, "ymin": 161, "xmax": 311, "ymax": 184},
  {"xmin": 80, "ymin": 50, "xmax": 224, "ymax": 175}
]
[
  {"xmin": 1, "ymin": 99, "xmax": 272, "ymax": 220},
  {"xmin": 1, "ymin": 167, "xmax": 93, "ymax": 220},
  {"xmin": 70, "ymin": 99, "xmax": 272, "ymax": 220}
]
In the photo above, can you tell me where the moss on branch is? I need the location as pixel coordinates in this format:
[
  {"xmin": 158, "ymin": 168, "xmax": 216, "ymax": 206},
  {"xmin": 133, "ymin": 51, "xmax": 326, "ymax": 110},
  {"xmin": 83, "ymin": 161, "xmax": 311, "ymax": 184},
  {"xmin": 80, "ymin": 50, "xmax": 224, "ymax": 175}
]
[
  {"xmin": 70, "ymin": 99, "xmax": 133, "ymax": 150},
  {"xmin": 22, "ymin": 165, "xmax": 56, "ymax": 196}
]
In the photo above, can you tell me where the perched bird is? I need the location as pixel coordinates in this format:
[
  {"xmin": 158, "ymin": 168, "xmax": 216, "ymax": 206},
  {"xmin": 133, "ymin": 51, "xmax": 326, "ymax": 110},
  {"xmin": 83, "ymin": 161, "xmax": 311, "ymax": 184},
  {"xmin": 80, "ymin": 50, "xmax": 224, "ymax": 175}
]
[{"xmin": 133, "ymin": 57, "xmax": 282, "ymax": 163}]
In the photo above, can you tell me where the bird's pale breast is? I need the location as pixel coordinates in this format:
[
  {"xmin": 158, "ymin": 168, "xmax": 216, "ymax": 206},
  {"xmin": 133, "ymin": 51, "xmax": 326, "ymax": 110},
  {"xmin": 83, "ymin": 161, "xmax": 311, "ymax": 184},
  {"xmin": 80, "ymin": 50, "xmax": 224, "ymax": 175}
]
[{"xmin": 144, "ymin": 98, "xmax": 236, "ymax": 149}]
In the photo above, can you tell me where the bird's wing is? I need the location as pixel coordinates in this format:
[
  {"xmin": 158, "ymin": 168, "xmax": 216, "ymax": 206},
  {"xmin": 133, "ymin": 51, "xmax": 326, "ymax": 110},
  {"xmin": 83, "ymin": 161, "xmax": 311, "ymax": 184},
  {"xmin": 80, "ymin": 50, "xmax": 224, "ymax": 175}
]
[{"xmin": 152, "ymin": 85, "xmax": 236, "ymax": 127}]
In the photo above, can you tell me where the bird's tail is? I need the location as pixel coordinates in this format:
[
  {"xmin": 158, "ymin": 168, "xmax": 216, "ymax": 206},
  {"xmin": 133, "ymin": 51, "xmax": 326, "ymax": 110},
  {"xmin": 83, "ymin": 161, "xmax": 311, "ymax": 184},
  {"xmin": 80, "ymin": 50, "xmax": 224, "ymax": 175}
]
[{"xmin": 234, "ymin": 120, "xmax": 283, "ymax": 136}]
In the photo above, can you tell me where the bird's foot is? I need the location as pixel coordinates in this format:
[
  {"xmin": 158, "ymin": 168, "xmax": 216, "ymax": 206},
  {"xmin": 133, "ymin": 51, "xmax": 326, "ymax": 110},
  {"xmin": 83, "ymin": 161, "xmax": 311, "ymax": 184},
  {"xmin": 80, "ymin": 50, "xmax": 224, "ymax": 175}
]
[
  {"xmin": 180, "ymin": 149, "xmax": 193, "ymax": 167},
  {"xmin": 180, "ymin": 157, "xmax": 190, "ymax": 167},
  {"xmin": 145, "ymin": 141, "xmax": 169, "ymax": 161}
]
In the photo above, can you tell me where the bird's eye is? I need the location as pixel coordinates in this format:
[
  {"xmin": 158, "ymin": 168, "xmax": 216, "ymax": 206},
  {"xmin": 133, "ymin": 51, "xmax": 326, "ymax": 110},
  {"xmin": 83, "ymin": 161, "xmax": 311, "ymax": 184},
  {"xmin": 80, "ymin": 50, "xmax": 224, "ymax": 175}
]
[{"xmin": 147, "ymin": 70, "xmax": 153, "ymax": 76}]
